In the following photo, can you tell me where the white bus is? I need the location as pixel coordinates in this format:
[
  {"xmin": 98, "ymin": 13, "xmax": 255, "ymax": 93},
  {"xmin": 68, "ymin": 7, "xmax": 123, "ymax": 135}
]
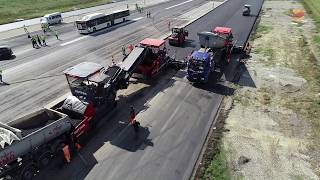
[{"xmin": 75, "ymin": 9, "xmax": 130, "ymax": 34}]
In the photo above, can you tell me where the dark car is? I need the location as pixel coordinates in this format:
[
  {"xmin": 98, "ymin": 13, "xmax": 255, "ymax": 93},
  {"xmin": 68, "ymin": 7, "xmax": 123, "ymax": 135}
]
[
  {"xmin": 0, "ymin": 46, "xmax": 13, "ymax": 60},
  {"xmin": 242, "ymin": 4, "xmax": 251, "ymax": 16}
]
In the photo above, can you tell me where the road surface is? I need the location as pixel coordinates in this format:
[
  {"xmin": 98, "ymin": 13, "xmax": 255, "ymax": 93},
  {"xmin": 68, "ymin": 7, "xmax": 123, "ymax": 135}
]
[
  {"xmin": 15, "ymin": 0, "xmax": 263, "ymax": 179},
  {"xmin": 0, "ymin": 0, "xmax": 213, "ymax": 123}
]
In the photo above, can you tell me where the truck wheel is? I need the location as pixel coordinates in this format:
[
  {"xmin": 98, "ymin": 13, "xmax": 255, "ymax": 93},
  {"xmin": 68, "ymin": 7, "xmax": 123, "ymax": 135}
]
[
  {"xmin": 37, "ymin": 151, "xmax": 52, "ymax": 168},
  {"xmin": 20, "ymin": 163, "xmax": 36, "ymax": 180}
]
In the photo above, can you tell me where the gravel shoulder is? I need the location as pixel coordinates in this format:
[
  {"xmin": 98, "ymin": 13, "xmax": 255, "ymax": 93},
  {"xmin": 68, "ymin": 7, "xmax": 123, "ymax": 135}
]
[{"xmin": 223, "ymin": 1, "xmax": 320, "ymax": 179}]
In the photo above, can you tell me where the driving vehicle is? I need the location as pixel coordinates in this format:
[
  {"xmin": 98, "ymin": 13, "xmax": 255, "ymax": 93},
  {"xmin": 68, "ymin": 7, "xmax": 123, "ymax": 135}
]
[
  {"xmin": 40, "ymin": 12, "xmax": 62, "ymax": 25},
  {"xmin": 0, "ymin": 46, "xmax": 13, "ymax": 60},
  {"xmin": 168, "ymin": 26, "xmax": 188, "ymax": 46},
  {"xmin": 75, "ymin": 9, "xmax": 130, "ymax": 34},
  {"xmin": 243, "ymin": 4, "xmax": 251, "ymax": 16}
]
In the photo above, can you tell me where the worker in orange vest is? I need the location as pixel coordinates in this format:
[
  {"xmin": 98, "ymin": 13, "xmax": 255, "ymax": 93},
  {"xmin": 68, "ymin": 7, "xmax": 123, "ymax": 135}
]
[
  {"xmin": 129, "ymin": 106, "xmax": 140, "ymax": 134},
  {"xmin": 62, "ymin": 144, "xmax": 71, "ymax": 163},
  {"xmin": 75, "ymin": 142, "xmax": 81, "ymax": 151},
  {"xmin": 128, "ymin": 44, "xmax": 134, "ymax": 53}
]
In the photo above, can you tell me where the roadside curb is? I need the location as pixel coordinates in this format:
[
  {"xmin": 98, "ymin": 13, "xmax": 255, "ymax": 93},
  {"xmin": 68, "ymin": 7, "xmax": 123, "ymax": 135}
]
[{"xmin": 189, "ymin": 96, "xmax": 224, "ymax": 180}]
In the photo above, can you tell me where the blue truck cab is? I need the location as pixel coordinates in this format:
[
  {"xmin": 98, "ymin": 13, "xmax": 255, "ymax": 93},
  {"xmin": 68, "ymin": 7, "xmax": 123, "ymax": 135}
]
[{"xmin": 187, "ymin": 50, "xmax": 213, "ymax": 83}]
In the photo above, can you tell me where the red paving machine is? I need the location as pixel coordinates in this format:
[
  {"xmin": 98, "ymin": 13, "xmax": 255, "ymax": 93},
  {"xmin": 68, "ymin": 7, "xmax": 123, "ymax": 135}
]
[
  {"xmin": 135, "ymin": 38, "xmax": 172, "ymax": 77},
  {"xmin": 168, "ymin": 26, "xmax": 188, "ymax": 46}
]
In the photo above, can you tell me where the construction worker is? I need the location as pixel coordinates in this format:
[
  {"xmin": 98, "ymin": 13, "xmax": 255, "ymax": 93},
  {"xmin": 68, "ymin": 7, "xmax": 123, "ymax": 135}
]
[
  {"xmin": 129, "ymin": 106, "xmax": 139, "ymax": 134},
  {"xmin": 128, "ymin": 44, "xmax": 134, "ymax": 53},
  {"xmin": 42, "ymin": 35, "xmax": 47, "ymax": 46},
  {"xmin": 0, "ymin": 70, "xmax": 3, "ymax": 84},
  {"xmin": 122, "ymin": 45, "xmax": 126, "ymax": 57},
  {"xmin": 54, "ymin": 31, "xmax": 59, "ymax": 40},
  {"xmin": 111, "ymin": 55, "xmax": 115, "ymax": 65},
  {"xmin": 31, "ymin": 36, "xmax": 37, "ymax": 48},
  {"xmin": 37, "ymin": 35, "xmax": 42, "ymax": 46},
  {"xmin": 62, "ymin": 144, "xmax": 71, "ymax": 163},
  {"xmin": 75, "ymin": 142, "xmax": 81, "ymax": 151}
]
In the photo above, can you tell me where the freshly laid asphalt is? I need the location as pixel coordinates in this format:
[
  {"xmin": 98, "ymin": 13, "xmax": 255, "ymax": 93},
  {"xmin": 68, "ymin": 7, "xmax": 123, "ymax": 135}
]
[{"xmin": 0, "ymin": 0, "xmax": 263, "ymax": 179}]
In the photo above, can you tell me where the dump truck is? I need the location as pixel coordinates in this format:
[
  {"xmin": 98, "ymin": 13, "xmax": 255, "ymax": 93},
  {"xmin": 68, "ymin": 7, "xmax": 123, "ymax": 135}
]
[
  {"xmin": 0, "ymin": 109, "xmax": 72, "ymax": 180},
  {"xmin": 187, "ymin": 27, "xmax": 235, "ymax": 83},
  {"xmin": 168, "ymin": 26, "xmax": 188, "ymax": 46}
]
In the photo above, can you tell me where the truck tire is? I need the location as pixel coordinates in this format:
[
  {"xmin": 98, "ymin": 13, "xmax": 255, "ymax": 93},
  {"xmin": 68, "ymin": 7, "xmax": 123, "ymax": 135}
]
[
  {"xmin": 37, "ymin": 151, "xmax": 52, "ymax": 168},
  {"xmin": 20, "ymin": 163, "xmax": 36, "ymax": 180}
]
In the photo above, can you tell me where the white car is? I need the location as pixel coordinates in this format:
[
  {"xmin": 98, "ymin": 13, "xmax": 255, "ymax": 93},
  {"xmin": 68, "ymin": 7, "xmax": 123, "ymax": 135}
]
[{"xmin": 40, "ymin": 12, "xmax": 63, "ymax": 25}]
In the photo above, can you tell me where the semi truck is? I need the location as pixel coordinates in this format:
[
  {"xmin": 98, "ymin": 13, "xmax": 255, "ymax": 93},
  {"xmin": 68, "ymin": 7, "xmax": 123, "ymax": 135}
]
[{"xmin": 187, "ymin": 27, "xmax": 235, "ymax": 83}]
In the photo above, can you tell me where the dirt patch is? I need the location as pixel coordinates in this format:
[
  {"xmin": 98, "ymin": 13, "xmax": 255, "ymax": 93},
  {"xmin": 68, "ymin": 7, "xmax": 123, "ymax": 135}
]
[{"xmin": 222, "ymin": 1, "xmax": 320, "ymax": 179}]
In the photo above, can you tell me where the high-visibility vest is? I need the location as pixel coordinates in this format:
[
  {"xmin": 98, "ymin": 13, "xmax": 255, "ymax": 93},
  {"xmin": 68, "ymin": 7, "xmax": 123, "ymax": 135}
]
[
  {"xmin": 75, "ymin": 143, "xmax": 81, "ymax": 151},
  {"xmin": 62, "ymin": 145, "xmax": 71, "ymax": 163}
]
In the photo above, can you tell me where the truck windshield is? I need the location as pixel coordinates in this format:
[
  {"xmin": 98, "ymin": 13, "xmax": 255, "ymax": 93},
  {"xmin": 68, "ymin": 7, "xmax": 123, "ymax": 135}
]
[{"xmin": 189, "ymin": 59, "xmax": 205, "ymax": 70}]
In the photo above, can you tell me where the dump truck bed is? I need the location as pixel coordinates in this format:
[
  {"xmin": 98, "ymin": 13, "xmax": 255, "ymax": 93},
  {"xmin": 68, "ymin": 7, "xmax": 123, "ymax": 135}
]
[{"xmin": 7, "ymin": 109, "xmax": 66, "ymax": 137}]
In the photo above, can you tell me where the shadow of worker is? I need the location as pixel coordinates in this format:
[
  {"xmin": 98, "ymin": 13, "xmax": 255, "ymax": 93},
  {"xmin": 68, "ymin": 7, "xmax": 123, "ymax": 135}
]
[{"xmin": 110, "ymin": 125, "xmax": 154, "ymax": 152}]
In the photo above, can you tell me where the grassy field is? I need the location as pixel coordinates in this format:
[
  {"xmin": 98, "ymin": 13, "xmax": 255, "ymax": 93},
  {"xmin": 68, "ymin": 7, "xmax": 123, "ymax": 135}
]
[
  {"xmin": 0, "ymin": 0, "xmax": 112, "ymax": 25},
  {"xmin": 301, "ymin": 0, "xmax": 320, "ymax": 28}
]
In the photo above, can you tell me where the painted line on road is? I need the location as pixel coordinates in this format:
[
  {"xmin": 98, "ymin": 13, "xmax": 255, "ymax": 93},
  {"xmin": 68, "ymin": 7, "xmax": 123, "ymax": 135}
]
[
  {"xmin": 60, "ymin": 36, "xmax": 88, "ymax": 46},
  {"xmin": 132, "ymin": 17, "xmax": 144, "ymax": 21},
  {"xmin": 165, "ymin": 0, "xmax": 193, "ymax": 10}
]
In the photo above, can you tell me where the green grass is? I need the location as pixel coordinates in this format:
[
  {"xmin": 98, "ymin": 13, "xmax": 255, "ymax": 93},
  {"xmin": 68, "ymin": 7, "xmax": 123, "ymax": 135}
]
[
  {"xmin": 301, "ymin": 0, "xmax": 320, "ymax": 28},
  {"xmin": 202, "ymin": 146, "xmax": 231, "ymax": 180},
  {"xmin": 256, "ymin": 25, "xmax": 273, "ymax": 34},
  {"xmin": 314, "ymin": 35, "xmax": 320, "ymax": 45},
  {"xmin": 0, "ymin": 0, "xmax": 112, "ymax": 25}
]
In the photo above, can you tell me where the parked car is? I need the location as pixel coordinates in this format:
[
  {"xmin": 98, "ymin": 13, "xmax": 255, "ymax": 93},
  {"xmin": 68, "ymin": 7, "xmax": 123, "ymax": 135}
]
[{"xmin": 0, "ymin": 46, "xmax": 13, "ymax": 60}]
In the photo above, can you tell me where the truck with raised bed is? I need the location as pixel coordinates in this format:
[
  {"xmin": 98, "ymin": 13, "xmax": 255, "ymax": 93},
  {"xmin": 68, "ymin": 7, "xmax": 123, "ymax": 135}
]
[{"xmin": 187, "ymin": 27, "xmax": 235, "ymax": 83}]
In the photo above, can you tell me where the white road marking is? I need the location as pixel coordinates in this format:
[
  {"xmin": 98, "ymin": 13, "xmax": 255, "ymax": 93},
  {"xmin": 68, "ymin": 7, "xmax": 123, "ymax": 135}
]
[
  {"xmin": 165, "ymin": 0, "xmax": 194, "ymax": 10},
  {"xmin": 60, "ymin": 36, "xmax": 88, "ymax": 46},
  {"xmin": 132, "ymin": 17, "xmax": 144, "ymax": 21}
]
